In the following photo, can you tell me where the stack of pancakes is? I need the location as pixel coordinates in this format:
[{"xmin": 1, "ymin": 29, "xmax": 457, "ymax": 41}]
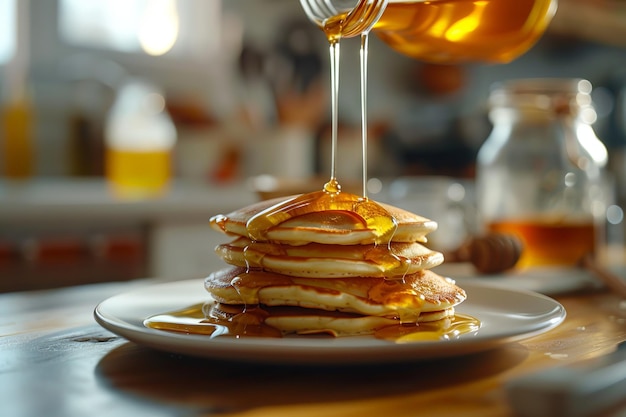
[{"xmin": 205, "ymin": 193, "xmax": 467, "ymax": 337}]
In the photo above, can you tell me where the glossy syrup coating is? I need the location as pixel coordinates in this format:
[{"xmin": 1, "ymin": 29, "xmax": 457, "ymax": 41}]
[{"xmin": 246, "ymin": 186, "xmax": 398, "ymax": 245}]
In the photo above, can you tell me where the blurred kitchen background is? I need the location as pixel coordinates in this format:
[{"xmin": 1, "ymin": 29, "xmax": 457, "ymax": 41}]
[{"xmin": 1, "ymin": 0, "xmax": 625, "ymax": 292}]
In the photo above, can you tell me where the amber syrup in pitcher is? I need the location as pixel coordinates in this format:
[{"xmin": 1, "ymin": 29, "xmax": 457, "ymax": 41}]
[{"xmin": 374, "ymin": 0, "xmax": 556, "ymax": 63}]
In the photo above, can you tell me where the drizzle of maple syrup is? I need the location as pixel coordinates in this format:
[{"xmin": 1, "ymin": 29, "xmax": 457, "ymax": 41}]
[{"xmin": 143, "ymin": 3, "xmax": 483, "ymax": 343}]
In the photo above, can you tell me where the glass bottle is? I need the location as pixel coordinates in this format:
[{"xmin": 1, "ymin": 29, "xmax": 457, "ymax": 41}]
[
  {"xmin": 476, "ymin": 78, "xmax": 609, "ymax": 269},
  {"xmin": 104, "ymin": 80, "xmax": 177, "ymax": 199}
]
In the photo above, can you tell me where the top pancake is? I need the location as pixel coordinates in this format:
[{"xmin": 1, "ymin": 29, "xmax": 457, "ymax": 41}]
[{"xmin": 210, "ymin": 194, "xmax": 437, "ymax": 245}]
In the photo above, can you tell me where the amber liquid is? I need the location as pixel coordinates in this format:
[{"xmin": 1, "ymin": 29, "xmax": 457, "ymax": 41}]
[
  {"xmin": 245, "ymin": 187, "xmax": 397, "ymax": 244},
  {"xmin": 374, "ymin": 0, "xmax": 556, "ymax": 63},
  {"xmin": 105, "ymin": 148, "xmax": 171, "ymax": 198},
  {"xmin": 488, "ymin": 218, "xmax": 596, "ymax": 268},
  {"xmin": 1, "ymin": 102, "xmax": 34, "ymax": 178}
]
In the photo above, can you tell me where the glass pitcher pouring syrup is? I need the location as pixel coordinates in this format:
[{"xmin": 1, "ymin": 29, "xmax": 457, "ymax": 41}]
[
  {"xmin": 373, "ymin": 0, "xmax": 557, "ymax": 64},
  {"xmin": 299, "ymin": 0, "xmax": 558, "ymax": 200},
  {"xmin": 301, "ymin": 0, "xmax": 557, "ymax": 63}
]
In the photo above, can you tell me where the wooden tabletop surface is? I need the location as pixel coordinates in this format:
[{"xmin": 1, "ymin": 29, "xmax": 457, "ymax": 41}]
[{"xmin": 2, "ymin": 270, "xmax": 625, "ymax": 417}]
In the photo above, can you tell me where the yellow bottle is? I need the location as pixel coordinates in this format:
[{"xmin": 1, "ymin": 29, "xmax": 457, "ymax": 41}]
[
  {"xmin": 1, "ymin": 97, "xmax": 34, "ymax": 178},
  {"xmin": 104, "ymin": 80, "xmax": 176, "ymax": 199}
]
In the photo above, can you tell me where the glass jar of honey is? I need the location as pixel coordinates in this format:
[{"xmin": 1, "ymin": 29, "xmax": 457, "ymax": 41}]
[{"xmin": 476, "ymin": 78, "xmax": 609, "ymax": 269}]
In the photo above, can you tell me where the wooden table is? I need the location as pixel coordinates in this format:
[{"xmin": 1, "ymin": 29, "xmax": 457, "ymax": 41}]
[{"xmin": 2, "ymin": 272, "xmax": 625, "ymax": 417}]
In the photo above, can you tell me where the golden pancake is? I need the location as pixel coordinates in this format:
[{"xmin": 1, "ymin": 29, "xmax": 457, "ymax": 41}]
[
  {"xmin": 204, "ymin": 266, "xmax": 466, "ymax": 323},
  {"xmin": 215, "ymin": 236, "xmax": 444, "ymax": 278},
  {"xmin": 193, "ymin": 189, "xmax": 472, "ymax": 339},
  {"xmin": 210, "ymin": 194, "xmax": 437, "ymax": 245},
  {"xmin": 204, "ymin": 302, "xmax": 455, "ymax": 337}
]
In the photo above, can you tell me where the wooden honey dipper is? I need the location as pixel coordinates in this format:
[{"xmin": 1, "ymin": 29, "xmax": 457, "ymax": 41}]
[{"xmin": 444, "ymin": 232, "xmax": 524, "ymax": 274}]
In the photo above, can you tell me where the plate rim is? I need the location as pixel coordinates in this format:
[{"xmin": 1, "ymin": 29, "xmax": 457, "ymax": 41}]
[{"xmin": 94, "ymin": 278, "xmax": 566, "ymax": 364}]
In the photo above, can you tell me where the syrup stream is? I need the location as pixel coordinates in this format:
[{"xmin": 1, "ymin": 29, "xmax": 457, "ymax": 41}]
[
  {"xmin": 327, "ymin": 38, "xmax": 341, "ymax": 192},
  {"xmin": 360, "ymin": 32, "xmax": 369, "ymax": 199}
]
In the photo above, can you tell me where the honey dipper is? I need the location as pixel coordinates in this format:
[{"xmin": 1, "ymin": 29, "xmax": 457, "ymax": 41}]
[{"xmin": 444, "ymin": 232, "xmax": 523, "ymax": 274}]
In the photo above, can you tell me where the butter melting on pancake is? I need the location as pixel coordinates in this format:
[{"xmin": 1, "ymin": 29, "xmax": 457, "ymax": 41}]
[
  {"xmin": 204, "ymin": 266, "xmax": 465, "ymax": 323},
  {"xmin": 210, "ymin": 195, "xmax": 437, "ymax": 245},
  {"xmin": 215, "ymin": 236, "xmax": 443, "ymax": 278}
]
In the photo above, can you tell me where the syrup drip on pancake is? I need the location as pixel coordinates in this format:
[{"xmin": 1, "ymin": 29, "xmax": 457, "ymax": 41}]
[{"xmin": 246, "ymin": 183, "xmax": 398, "ymax": 246}]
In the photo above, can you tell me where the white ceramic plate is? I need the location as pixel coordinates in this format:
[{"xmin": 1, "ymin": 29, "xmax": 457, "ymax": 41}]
[{"xmin": 94, "ymin": 279, "xmax": 566, "ymax": 364}]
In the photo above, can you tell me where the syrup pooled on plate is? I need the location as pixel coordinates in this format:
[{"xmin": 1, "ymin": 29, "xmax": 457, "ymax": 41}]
[
  {"xmin": 145, "ymin": 303, "xmax": 282, "ymax": 338},
  {"xmin": 144, "ymin": 302, "xmax": 480, "ymax": 341}
]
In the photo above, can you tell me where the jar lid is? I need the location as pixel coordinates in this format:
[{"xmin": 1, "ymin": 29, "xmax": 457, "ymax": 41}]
[{"xmin": 489, "ymin": 78, "xmax": 593, "ymax": 115}]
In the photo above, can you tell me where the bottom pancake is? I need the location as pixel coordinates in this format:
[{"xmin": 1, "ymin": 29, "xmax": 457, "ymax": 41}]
[{"xmin": 205, "ymin": 302, "xmax": 455, "ymax": 337}]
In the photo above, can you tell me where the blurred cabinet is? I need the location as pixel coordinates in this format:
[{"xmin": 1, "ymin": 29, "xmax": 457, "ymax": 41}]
[
  {"xmin": 0, "ymin": 179, "xmax": 255, "ymax": 292},
  {"xmin": 0, "ymin": 227, "xmax": 147, "ymax": 292},
  {"xmin": 549, "ymin": 0, "xmax": 626, "ymax": 47}
]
